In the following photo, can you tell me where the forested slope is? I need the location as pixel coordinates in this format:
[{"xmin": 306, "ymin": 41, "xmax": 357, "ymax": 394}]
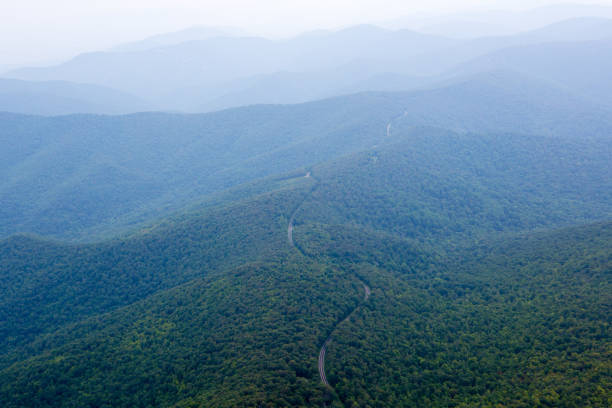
[
  {"xmin": 296, "ymin": 129, "xmax": 612, "ymax": 245},
  {"xmin": 0, "ymin": 255, "xmax": 363, "ymax": 407},
  {"xmin": 298, "ymin": 221, "xmax": 612, "ymax": 407},
  {"xmin": 1, "ymin": 207, "xmax": 609, "ymax": 407},
  {"xmin": 2, "ymin": 72, "xmax": 610, "ymax": 241},
  {"xmin": 0, "ymin": 176, "xmax": 314, "ymax": 355},
  {"xmin": 1, "ymin": 126, "xmax": 610, "ymax": 406}
]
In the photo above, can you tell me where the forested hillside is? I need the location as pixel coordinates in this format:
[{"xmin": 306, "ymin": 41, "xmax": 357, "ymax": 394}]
[
  {"xmin": 2, "ymin": 73, "xmax": 611, "ymax": 241},
  {"xmin": 296, "ymin": 129, "xmax": 612, "ymax": 246},
  {"xmin": 302, "ymin": 221, "xmax": 612, "ymax": 407},
  {"xmin": 0, "ymin": 176, "xmax": 314, "ymax": 354},
  {"xmin": 1, "ymin": 190, "xmax": 609, "ymax": 407},
  {"xmin": 1, "ymin": 127, "xmax": 610, "ymax": 406},
  {"xmin": 2, "ymin": 4, "xmax": 611, "ymax": 408}
]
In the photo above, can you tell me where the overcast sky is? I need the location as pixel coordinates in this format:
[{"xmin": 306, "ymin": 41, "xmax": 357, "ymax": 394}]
[{"xmin": 2, "ymin": 0, "xmax": 612, "ymax": 67}]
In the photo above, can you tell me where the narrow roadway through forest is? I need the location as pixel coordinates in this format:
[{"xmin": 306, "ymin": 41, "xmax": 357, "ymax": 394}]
[
  {"xmin": 290, "ymin": 118, "xmax": 400, "ymax": 394},
  {"xmin": 287, "ymin": 173, "xmax": 312, "ymax": 249},
  {"xmin": 317, "ymin": 283, "xmax": 371, "ymax": 387},
  {"xmin": 285, "ymin": 175, "xmax": 371, "ymax": 391}
]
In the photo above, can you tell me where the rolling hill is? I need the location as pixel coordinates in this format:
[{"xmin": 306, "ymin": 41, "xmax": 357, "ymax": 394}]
[
  {"xmin": 0, "ymin": 78, "xmax": 151, "ymax": 115},
  {"xmin": 451, "ymin": 39, "xmax": 612, "ymax": 107},
  {"xmin": 1, "ymin": 72, "xmax": 610, "ymax": 241},
  {"xmin": 0, "ymin": 141, "xmax": 609, "ymax": 406}
]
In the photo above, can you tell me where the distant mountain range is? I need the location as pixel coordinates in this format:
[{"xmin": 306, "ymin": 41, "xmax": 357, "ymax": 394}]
[
  {"xmin": 2, "ymin": 15, "xmax": 612, "ymax": 114},
  {"xmin": 109, "ymin": 25, "xmax": 249, "ymax": 52}
]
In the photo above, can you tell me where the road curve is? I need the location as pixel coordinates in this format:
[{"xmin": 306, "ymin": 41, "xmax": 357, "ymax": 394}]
[
  {"xmin": 287, "ymin": 221, "xmax": 294, "ymax": 247},
  {"xmin": 318, "ymin": 339, "xmax": 331, "ymax": 386},
  {"xmin": 283, "ymin": 172, "xmax": 372, "ymax": 392},
  {"xmin": 317, "ymin": 283, "xmax": 371, "ymax": 388}
]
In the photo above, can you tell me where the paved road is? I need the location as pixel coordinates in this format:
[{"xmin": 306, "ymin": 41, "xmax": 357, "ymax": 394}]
[
  {"xmin": 287, "ymin": 172, "xmax": 314, "ymax": 247},
  {"xmin": 283, "ymin": 173, "xmax": 372, "ymax": 391},
  {"xmin": 318, "ymin": 339, "xmax": 331, "ymax": 387},
  {"xmin": 317, "ymin": 283, "xmax": 371, "ymax": 388},
  {"xmin": 287, "ymin": 221, "xmax": 294, "ymax": 247}
]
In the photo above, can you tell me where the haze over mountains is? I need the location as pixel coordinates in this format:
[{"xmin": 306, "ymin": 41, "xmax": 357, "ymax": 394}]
[
  {"xmin": 1, "ymin": 3, "xmax": 611, "ymax": 407},
  {"xmin": 3, "ymin": 4, "xmax": 612, "ymax": 114},
  {"xmin": 384, "ymin": 3, "xmax": 612, "ymax": 37}
]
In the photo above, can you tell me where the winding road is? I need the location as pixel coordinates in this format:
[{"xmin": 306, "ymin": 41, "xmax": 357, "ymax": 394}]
[
  {"xmin": 287, "ymin": 221, "xmax": 295, "ymax": 247},
  {"xmin": 318, "ymin": 339, "xmax": 331, "ymax": 386},
  {"xmin": 287, "ymin": 171, "xmax": 372, "ymax": 392},
  {"xmin": 287, "ymin": 172, "xmax": 314, "ymax": 248},
  {"xmin": 317, "ymin": 283, "xmax": 371, "ymax": 388}
]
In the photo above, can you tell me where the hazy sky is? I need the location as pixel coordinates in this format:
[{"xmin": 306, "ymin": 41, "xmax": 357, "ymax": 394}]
[{"xmin": 2, "ymin": 0, "xmax": 612, "ymax": 67}]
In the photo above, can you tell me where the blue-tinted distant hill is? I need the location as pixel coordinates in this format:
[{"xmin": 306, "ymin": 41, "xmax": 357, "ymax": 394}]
[
  {"xmin": 110, "ymin": 25, "xmax": 248, "ymax": 52},
  {"xmin": 0, "ymin": 71, "xmax": 610, "ymax": 241},
  {"xmin": 161, "ymin": 22, "xmax": 612, "ymax": 113},
  {"xmin": 5, "ymin": 25, "xmax": 455, "ymax": 104},
  {"xmin": 5, "ymin": 18, "xmax": 612, "ymax": 113},
  {"xmin": 0, "ymin": 78, "xmax": 152, "ymax": 115},
  {"xmin": 182, "ymin": 69, "xmax": 426, "ymax": 113},
  {"xmin": 450, "ymin": 38, "xmax": 612, "ymax": 108}
]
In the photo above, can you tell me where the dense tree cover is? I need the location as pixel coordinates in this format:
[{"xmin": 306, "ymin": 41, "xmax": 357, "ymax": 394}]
[
  {"xmin": 0, "ymin": 127, "xmax": 610, "ymax": 406},
  {"xmin": 1, "ymin": 214, "xmax": 609, "ymax": 407},
  {"xmin": 2, "ymin": 73, "xmax": 612, "ymax": 241},
  {"xmin": 297, "ymin": 221, "xmax": 611, "ymax": 407},
  {"xmin": 0, "ymin": 177, "xmax": 315, "ymax": 356},
  {"xmin": 0, "ymin": 95, "xmax": 398, "ymax": 240},
  {"xmin": 297, "ymin": 129, "xmax": 612, "ymax": 246},
  {"xmin": 0, "ymin": 256, "xmax": 365, "ymax": 407}
]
